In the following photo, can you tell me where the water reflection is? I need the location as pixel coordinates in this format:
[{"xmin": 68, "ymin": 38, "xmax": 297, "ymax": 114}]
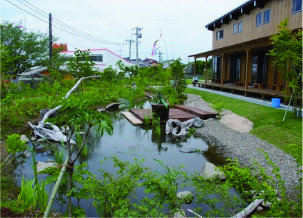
[{"xmin": 13, "ymin": 100, "xmax": 228, "ymax": 217}]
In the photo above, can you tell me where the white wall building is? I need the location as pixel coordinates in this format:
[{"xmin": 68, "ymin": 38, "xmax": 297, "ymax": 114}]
[{"xmin": 60, "ymin": 48, "xmax": 134, "ymax": 72}]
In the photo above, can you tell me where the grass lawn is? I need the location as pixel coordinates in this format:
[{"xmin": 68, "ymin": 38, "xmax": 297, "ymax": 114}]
[
  {"xmin": 186, "ymin": 79, "xmax": 205, "ymax": 84},
  {"xmin": 186, "ymin": 88, "xmax": 302, "ymax": 164}
]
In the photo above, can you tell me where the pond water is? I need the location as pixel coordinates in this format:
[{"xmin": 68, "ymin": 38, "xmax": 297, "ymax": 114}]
[{"xmin": 14, "ymin": 101, "xmax": 230, "ymax": 217}]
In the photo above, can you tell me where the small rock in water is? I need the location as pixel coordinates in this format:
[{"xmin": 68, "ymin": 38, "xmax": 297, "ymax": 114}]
[
  {"xmin": 173, "ymin": 209, "xmax": 186, "ymax": 218},
  {"xmin": 106, "ymin": 103, "xmax": 121, "ymax": 111},
  {"xmin": 20, "ymin": 135, "xmax": 29, "ymax": 143},
  {"xmin": 177, "ymin": 191, "xmax": 194, "ymax": 204},
  {"xmin": 97, "ymin": 108, "xmax": 106, "ymax": 112},
  {"xmin": 36, "ymin": 161, "xmax": 56, "ymax": 173},
  {"xmin": 200, "ymin": 162, "xmax": 226, "ymax": 180},
  {"xmin": 179, "ymin": 148, "xmax": 198, "ymax": 153},
  {"xmin": 24, "ymin": 150, "xmax": 31, "ymax": 158},
  {"xmin": 256, "ymin": 206, "xmax": 264, "ymax": 212}
]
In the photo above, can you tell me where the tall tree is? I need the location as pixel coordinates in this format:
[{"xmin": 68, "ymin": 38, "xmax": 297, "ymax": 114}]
[
  {"xmin": 1, "ymin": 21, "xmax": 50, "ymax": 75},
  {"xmin": 268, "ymin": 18, "xmax": 302, "ymax": 117}
]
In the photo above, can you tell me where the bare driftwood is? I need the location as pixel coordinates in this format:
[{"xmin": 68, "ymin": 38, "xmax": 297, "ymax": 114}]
[
  {"xmin": 28, "ymin": 122, "xmax": 76, "ymax": 144},
  {"xmin": 28, "ymin": 76, "xmax": 100, "ymax": 144},
  {"xmin": 233, "ymin": 199, "xmax": 264, "ymax": 218},
  {"xmin": 166, "ymin": 117, "xmax": 203, "ymax": 137}
]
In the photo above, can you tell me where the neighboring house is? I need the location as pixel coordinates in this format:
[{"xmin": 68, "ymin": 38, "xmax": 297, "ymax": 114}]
[
  {"xmin": 17, "ymin": 66, "xmax": 50, "ymax": 88},
  {"xmin": 143, "ymin": 58, "xmax": 159, "ymax": 67},
  {"xmin": 160, "ymin": 59, "xmax": 175, "ymax": 69},
  {"xmin": 61, "ymin": 48, "xmax": 134, "ymax": 72},
  {"xmin": 189, "ymin": 0, "xmax": 302, "ymax": 99}
]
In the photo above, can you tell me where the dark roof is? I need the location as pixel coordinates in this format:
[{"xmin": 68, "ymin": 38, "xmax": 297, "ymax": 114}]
[
  {"xmin": 143, "ymin": 58, "xmax": 158, "ymax": 64},
  {"xmin": 18, "ymin": 66, "xmax": 48, "ymax": 77},
  {"xmin": 205, "ymin": 0, "xmax": 270, "ymax": 31}
]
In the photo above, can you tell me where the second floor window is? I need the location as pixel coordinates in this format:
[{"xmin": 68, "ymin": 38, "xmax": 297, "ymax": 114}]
[
  {"xmin": 256, "ymin": 13, "xmax": 262, "ymax": 26},
  {"xmin": 263, "ymin": 9, "xmax": 271, "ymax": 24},
  {"xmin": 233, "ymin": 21, "xmax": 243, "ymax": 34},
  {"xmin": 292, "ymin": 0, "xmax": 302, "ymax": 13},
  {"xmin": 216, "ymin": 30, "xmax": 223, "ymax": 40}
]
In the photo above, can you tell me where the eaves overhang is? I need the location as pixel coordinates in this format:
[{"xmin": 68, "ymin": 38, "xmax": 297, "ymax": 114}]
[
  {"xmin": 205, "ymin": 0, "xmax": 269, "ymax": 31},
  {"xmin": 188, "ymin": 36, "xmax": 272, "ymax": 58}
]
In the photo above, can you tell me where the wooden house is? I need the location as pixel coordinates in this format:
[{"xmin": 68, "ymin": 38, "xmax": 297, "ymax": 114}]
[{"xmin": 189, "ymin": 0, "xmax": 302, "ymax": 100}]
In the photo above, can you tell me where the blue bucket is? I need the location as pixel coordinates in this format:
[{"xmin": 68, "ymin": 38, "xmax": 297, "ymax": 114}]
[{"xmin": 272, "ymin": 98, "xmax": 281, "ymax": 108}]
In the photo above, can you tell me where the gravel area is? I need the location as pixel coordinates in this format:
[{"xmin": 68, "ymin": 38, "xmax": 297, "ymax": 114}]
[{"xmin": 185, "ymin": 94, "xmax": 301, "ymax": 200}]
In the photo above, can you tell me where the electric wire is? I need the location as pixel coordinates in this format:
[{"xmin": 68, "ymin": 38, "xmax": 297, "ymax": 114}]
[
  {"xmin": 68, "ymin": 0, "xmax": 129, "ymax": 33},
  {"xmin": 5, "ymin": 0, "xmax": 125, "ymax": 45},
  {"xmin": 20, "ymin": 0, "xmax": 122, "ymax": 44}
]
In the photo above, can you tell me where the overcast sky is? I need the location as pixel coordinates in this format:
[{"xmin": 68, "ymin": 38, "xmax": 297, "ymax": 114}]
[{"xmin": 2, "ymin": 0, "xmax": 246, "ymax": 63}]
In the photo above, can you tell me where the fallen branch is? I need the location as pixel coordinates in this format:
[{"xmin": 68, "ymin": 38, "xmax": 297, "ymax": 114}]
[
  {"xmin": 232, "ymin": 199, "xmax": 264, "ymax": 218},
  {"xmin": 29, "ymin": 75, "xmax": 100, "ymax": 143}
]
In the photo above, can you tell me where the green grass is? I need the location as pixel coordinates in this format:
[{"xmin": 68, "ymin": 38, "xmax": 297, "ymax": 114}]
[
  {"xmin": 186, "ymin": 88, "xmax": 302, "ymax": 164},
  {"xmin": 186, "ymin": 79, "xmax": 205, "ymax": 85}
]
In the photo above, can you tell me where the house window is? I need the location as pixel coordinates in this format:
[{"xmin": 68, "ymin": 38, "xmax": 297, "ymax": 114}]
[
  {"xmin": 238, "ymin": 21, "xmax": 242, "ymax": 33},
  {"xmin": 91, "ymin": 55, "xmax": 103, "ymax": 62},
  {"xmin": 292, "ymin": 0, "xmax": 302, "ymax": 14},
  {"xmin": 256, "ymin": 13, "xmax": 262, "ymax": 26},
  {"xmin": 216, "ymin": 30, "xmax": 223, "ymax": 40},
  {"xmin": 233, "ymin": 21, "xmax": 242, "ymax": 35},
  {"xmin": 263, "ymin": 9, "xmax": 271, "ymax": 24}
]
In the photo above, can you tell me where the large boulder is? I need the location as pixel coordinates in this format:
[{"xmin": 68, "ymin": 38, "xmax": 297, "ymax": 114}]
[
  {"xmin": 200, "ymin": 162, "xmax": 226, "ymax": 180},
  {"xmin": 219, "ymin": 113, "xmax": 253, "ymax": 133}
]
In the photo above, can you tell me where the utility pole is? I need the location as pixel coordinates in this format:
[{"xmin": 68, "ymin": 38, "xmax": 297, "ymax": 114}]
[
  {"xmin": 49, "ymin": 13, "xmax": 53, "ymax": 62},
  {"xmin": 126, "ymin": 39, "xmax": 135, "ymax": 61},
  {"xmin": 158, "ymin": 50, "xmax": 162, "ymax": 63},
  {"xmin": 132, "ymin": 27, "xmax": 142, "ymax": 66}
]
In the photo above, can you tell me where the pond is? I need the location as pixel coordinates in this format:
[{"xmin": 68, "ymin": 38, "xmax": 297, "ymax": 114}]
[{"xmin": 14, "ymin": 100, "xmax": 231, "ymax": 217}]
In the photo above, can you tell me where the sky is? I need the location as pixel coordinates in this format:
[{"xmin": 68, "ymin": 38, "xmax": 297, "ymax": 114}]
[{"xmin": 1, "ymin": 0, "xmax": 246, "ymax": 63}]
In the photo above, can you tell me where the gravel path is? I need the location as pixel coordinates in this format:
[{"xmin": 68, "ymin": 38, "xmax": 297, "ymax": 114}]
[{"xmin": 185, "ymin": 94, "xmax": 301, "ymax": 200}]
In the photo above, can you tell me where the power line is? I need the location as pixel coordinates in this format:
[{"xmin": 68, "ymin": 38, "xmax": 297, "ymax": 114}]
[
  {"xmin": 65, "ymin": 0, "xmax": 129, "ymax": 34},
  {"xmin": 21, "ymin": 0, "xmax": 125, "ymax": 45},
  {"xmin": 5, "ymin": 0, "xmax": 125, "ymax": 45},
  {"xmin": 5, "ymin": 0, "xmax": 49, "ymax": 24}
]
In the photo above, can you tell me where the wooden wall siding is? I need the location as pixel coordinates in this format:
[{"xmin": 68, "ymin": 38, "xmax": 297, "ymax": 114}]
[{"xmin": 212, "ymin": 0, "xmax": 302, "ymax": 50}]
